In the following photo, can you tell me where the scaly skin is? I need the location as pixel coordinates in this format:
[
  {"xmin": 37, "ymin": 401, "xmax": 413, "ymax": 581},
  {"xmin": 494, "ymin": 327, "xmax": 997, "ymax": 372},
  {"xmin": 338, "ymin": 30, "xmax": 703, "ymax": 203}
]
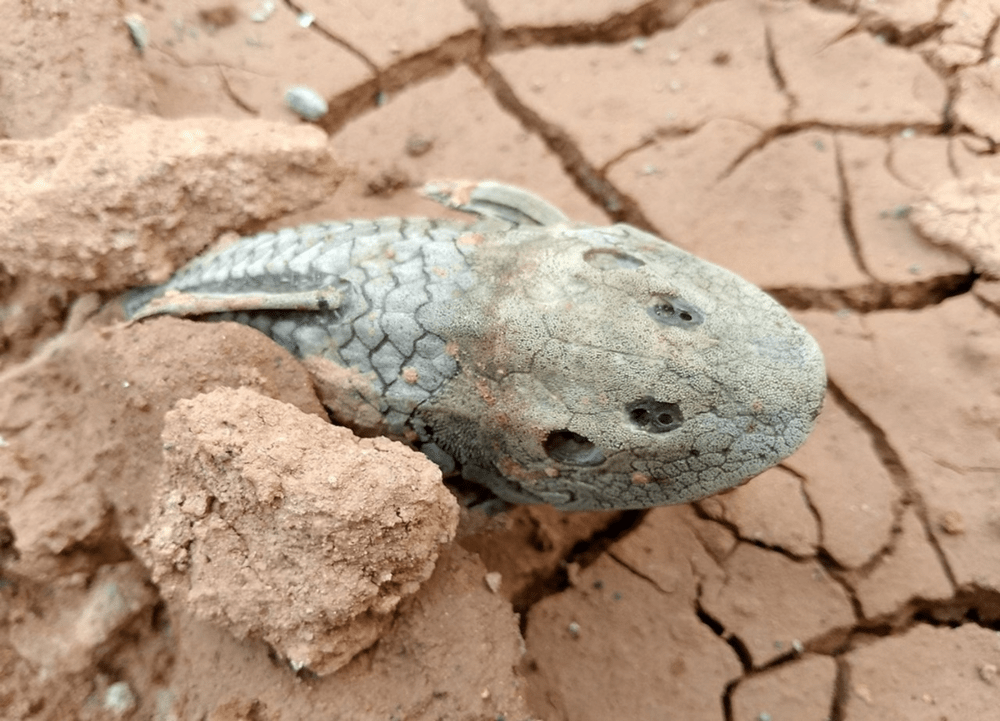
[{"xmin": 125, "ymin": 181, "xmax": 826, "ymax": 510}]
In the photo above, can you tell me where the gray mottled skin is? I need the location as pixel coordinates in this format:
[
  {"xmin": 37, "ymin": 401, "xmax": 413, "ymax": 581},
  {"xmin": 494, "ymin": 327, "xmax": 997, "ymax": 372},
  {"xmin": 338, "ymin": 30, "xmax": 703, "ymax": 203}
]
[{"xmin": 125, "ymin": 181, "xmax": 826, "ymax": 511}]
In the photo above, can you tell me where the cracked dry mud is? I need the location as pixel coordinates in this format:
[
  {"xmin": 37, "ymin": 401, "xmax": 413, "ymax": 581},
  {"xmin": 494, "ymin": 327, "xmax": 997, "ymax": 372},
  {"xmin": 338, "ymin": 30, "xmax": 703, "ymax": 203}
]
[{"xmin": 1, "ymin": 1, "xmax": 999, "ymax": 720}]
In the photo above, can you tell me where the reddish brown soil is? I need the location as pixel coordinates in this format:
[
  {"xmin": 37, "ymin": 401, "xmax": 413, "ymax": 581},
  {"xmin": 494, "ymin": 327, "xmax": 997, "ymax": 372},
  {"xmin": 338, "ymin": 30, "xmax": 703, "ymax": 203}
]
[{"xmin": 2, "ymin": 1, "xmax": 999, "ymax": 720}]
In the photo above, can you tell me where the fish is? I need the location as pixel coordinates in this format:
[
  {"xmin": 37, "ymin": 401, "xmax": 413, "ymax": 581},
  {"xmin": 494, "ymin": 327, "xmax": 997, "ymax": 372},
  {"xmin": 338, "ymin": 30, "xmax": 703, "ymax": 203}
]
[{"xmin": 124, "ymin": 180, "xmax": 826, "ymax": 510}]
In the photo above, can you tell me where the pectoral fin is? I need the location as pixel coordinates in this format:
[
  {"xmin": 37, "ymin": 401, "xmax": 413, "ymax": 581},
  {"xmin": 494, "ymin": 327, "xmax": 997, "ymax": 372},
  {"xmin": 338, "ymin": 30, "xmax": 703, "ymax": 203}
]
[{"xmin": 129, "ymin": 287, "xmax": 343, "ymax": 320}]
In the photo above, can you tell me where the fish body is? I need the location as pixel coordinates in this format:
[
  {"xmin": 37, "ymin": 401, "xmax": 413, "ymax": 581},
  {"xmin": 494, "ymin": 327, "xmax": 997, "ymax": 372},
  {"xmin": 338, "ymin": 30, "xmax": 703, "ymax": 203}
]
[{"xmin": 125, "ymin": 181, "xmax": 826, "ymax": 510}]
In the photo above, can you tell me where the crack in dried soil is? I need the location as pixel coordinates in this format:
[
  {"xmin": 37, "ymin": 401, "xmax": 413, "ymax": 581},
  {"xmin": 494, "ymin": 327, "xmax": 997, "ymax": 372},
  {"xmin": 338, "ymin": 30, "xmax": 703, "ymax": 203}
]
[
  {"xmin": 777, "ymin": 461, "xmax": 827, "ymax": 545},
  {"xmin": 767, "ymin": 271, "xmax": 976, "ymax": 312},
  {"xmin": 469, "ymin": 0, "xmax": 691, "ymax": 53},
  {"xmin": 218, "ymin": 69, "xmax": 259, "ymax": 116},
  {"xmin": 715, "ymin": 123, "xmax": 944, "ymax": 190},
  {"xmin": 834, "ymin": 134, "xmax": 877, "ymax": 281},
  {"xmin": 825, "ymin": 380, "xmax": 960, "ymax": 595},
  {"xmin": 510, "ymin": 509, "xmax": 647, "ymax": 622},
  {"xmin": 282, "ymin": 0, "xmax": 380, "ymax": 74},
  {"xmin": 466, "ymin": 54, "xmax": 652, "ymax": 224}
]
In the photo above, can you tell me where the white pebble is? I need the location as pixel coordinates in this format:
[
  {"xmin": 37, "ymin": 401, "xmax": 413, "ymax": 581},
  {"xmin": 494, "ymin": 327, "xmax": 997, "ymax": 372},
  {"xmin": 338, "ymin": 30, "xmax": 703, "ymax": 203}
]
[
  {"xmin": 285, "ymin": 86, "xmax": 328, "ymax": 121},
  {"xmin": 250, "ymin": 0, "xmax": 276, "ymax": 22},
  {"xmin": 103, "ymin": 682, "xmax": 137, "ymax": 716},
  {"xmin": 123, "ymin": 14, "xmax": 149, "ymax": 54}
]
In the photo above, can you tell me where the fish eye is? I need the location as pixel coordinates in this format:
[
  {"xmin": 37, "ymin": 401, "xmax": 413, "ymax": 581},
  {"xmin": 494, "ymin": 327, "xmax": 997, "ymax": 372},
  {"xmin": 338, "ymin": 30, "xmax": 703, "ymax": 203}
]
[
  {"xmin": 543, "ymin": 430, "xmax": 607, "ymax": 466},
  {"xmin": 627, "ymin": 398, "xmax": 683, "ymax": 433},
  {"xmin": 647, "ymin": 296, "xmax": 704, "ymax": 328}
]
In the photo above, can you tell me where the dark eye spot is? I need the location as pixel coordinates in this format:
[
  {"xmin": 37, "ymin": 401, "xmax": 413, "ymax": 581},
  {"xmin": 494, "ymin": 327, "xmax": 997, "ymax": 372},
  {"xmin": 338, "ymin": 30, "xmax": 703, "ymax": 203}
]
[
  {"xmin": 543, "ymin": 430, "xmax": 607, "ymax": 466},
  {"xmin": 583, "ymin": 248, "xmax": 645, "ymax": 270},
  {"xmin": 627, "ymin": 398, "xmax": 683, "ymax": 433},
  {"xmin": 647, "ymin": 296, "xmax": 704, "ymax": 328}
]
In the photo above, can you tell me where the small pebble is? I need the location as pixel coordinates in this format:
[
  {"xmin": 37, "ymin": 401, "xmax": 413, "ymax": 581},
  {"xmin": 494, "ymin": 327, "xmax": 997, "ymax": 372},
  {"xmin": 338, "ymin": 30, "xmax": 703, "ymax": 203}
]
[
  {"xmin": 854, "ymin": 683, "xmax": 873, "ymax": 703},
  {"xmin": 568, "ymin": 621, "xmax": 581, "ymax": 639},
  {"xmin": 565, "ymin": 561, "xmax": 583, "ymax": 587},
  {"xmin": 103, "ymin": 681, "xmax": 137, "ymax": 717},
  {"xmin": 940, "ymin": 510, "xmax": 965, "ymax": 535},
  {"xmin": 285, "ymin": 86, "xmax": 328, "ymax": 121},
  {"xmin": 297, "ymin": 12, "xmax": 315, "ymax": 28},
  {"xmin": 979, "ymin": 663, "xmax": 997, "ymax": 684},
  {"xmin": 405, "ymin": 134, "xmax": 434, "ymax": 157},
  {"xmin": 123, "ymin": 14, "xmax": 149, "ymax": 54},
  {"xmin": 879, "ymin": 206, "xmax": 914, "ymax": 219},
  {"xmin": 484, "ymin": 571, "xmax": 502, "ymax": 594},
  {"xmin": 632, "ymin": 37, "xmax": 648, "ymax": 53},
  {"xmin": 250, "ymin": 0, "xmax": 276, "ymax": 23}
]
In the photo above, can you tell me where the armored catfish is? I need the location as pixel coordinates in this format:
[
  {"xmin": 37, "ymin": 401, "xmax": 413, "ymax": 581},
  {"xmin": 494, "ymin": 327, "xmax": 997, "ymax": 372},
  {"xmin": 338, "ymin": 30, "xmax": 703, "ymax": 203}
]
[{"xmin": 125, "ymin": 181, "xmax": 826, "ymax": 511}]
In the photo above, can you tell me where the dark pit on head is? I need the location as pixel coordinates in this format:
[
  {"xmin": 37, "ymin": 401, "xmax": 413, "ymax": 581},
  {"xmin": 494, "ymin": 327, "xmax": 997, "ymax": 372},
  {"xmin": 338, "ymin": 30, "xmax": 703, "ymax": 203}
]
[
  {"xmin": 544, "ymin": 430, "xmax": 606, "ymax": 466},
  {"xmin": 627, "ymin": 398, "xmax": 684, "ymax": 433}
]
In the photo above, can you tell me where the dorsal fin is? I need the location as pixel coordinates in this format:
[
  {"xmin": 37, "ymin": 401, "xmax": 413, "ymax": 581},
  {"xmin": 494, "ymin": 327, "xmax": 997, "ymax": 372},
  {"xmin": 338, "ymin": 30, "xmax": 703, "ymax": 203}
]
[{"xmin": 422, "ymin": 180, "xmax": 570, "ymax": 227}]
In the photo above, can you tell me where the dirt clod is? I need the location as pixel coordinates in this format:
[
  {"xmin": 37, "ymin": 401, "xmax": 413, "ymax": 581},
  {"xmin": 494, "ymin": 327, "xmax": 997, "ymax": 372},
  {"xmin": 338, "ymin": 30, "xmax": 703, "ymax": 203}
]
[{"xmin": 139, "ymin": 386, "xmax": 458, "ymax": 675}]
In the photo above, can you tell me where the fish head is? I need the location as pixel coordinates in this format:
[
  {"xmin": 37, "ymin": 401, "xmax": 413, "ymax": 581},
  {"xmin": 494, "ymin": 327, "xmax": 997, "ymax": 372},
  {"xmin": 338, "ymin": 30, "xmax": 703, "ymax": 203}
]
[{"xmin": 427, "ymin": 224, "xmax": 826, "ymax": 511}]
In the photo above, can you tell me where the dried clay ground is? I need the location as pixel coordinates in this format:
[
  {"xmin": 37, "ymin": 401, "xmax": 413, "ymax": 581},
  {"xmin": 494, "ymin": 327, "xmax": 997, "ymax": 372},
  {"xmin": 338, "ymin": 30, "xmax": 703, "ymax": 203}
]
[{"xmin": 2, "ymin": 1, "xmax": 1000, "ymax": 720}]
